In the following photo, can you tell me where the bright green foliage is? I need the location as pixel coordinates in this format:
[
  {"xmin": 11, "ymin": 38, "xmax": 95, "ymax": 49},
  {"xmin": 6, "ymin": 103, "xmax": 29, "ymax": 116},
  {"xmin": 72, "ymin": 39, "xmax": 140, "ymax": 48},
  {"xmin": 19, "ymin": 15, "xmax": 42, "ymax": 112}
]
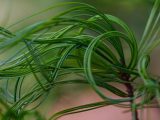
[{"xmin": 0, "ymin": 1, "xmax": 159, "ymax": 120}]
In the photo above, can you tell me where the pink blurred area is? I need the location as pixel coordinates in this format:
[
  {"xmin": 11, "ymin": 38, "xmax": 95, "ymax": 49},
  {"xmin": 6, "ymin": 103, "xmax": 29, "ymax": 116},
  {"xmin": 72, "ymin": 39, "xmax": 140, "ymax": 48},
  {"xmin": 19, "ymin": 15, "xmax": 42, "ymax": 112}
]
[{"xmin": 48, "ymin": 88, "xmax": 160, "ymax": 120}]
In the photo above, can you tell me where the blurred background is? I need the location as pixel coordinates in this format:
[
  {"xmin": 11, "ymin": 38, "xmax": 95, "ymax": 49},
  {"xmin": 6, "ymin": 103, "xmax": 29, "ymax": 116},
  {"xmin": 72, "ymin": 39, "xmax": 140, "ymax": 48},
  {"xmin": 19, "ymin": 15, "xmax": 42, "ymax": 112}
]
[{"xmin": 0, "ymin": 0, "xmax": 159, "ymax": 120}]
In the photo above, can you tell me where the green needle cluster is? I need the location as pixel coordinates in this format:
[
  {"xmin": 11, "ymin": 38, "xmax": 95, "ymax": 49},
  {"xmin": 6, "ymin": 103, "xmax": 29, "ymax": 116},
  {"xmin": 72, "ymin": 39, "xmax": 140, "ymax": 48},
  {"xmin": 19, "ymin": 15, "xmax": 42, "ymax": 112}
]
[{"xmin": 0, "ymin": 1, "xmax": 159, "ymax": 120}]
